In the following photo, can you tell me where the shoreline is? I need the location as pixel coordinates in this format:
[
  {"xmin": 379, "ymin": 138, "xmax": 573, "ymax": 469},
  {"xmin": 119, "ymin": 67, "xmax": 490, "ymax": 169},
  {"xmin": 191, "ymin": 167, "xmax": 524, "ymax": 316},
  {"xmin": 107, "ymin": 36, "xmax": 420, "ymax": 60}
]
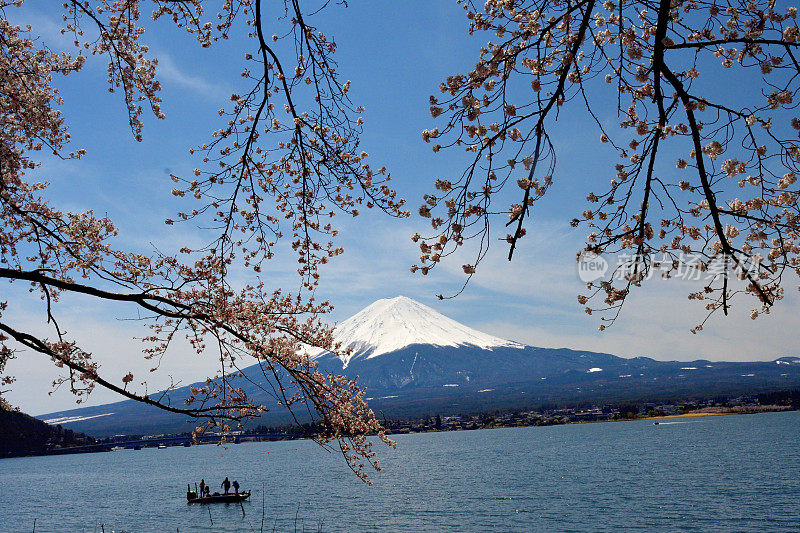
[
  {"xmin": 642, "ymin": 406, "xmax": 793, "ymax": 421},
  {"xmin": 643, "ymin": 412, "xmax": 733, "ymax": 420},
  {"xmin": 5, "ymin": 406, "xmax": 796, "ymax": 460}
]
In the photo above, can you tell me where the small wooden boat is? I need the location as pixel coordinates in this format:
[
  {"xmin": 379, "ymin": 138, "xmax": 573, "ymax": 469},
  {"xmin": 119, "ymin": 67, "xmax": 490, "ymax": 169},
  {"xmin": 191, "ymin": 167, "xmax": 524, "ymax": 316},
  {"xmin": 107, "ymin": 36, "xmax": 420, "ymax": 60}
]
[{"xmin": 186, "ymin": 488, "xmax": 251, "ymax": 504}]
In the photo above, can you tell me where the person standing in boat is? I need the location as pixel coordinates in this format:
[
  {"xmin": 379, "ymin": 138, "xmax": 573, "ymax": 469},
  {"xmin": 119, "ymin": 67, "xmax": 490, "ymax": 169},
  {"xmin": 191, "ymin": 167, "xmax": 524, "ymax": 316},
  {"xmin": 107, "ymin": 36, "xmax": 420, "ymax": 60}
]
[
  {"xmin": 199, "ymin": 479, "xmax": 205, "ymax": 499},
  {"xmin": 232, "ymin": 480, "xmax": 239, "ymax": 495},
  {"xmin": 221, "ymin": 477, "xmax": 231, "ymax": 494}
]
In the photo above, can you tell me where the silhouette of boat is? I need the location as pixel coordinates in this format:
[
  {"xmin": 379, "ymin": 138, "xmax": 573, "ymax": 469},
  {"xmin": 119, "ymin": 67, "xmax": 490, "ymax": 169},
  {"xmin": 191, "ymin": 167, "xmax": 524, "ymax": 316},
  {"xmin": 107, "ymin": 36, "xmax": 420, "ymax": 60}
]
[{"xmin": 186, "ymin": 486, "xmax": 251, "ymax": 504}]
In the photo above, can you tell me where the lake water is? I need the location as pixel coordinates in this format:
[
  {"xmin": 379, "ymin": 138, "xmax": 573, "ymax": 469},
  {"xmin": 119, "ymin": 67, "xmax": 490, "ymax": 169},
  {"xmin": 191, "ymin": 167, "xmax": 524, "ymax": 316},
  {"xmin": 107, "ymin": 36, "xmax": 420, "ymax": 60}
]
[{"xmin": 1, "ymin": 411, "xmax": 799, "ymax": 532}]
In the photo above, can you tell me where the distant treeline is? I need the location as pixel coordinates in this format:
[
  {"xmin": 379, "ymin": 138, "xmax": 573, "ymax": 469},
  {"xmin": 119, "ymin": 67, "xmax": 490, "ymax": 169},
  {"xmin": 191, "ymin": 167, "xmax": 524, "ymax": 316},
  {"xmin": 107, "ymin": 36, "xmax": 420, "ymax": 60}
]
[
  {"xmin": 756, "ymin": 389, "xmax": 800, "ymax": 408},
  {"xmin": 0, "ymin": 408, "xmax": 96, "ymax": 458}
]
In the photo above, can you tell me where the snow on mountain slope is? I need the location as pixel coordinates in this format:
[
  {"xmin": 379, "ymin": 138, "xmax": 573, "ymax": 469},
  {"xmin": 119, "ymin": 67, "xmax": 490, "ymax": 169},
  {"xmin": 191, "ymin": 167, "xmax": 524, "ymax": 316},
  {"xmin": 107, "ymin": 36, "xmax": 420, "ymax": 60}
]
[{"xmin": 306, "ymin": 296, "xmax": 523, "ymax": 367}]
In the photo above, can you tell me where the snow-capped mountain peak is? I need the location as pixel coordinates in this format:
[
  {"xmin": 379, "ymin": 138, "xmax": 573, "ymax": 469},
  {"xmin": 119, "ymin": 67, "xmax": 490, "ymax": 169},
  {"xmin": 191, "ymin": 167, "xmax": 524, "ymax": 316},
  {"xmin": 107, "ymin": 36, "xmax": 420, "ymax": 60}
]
[{"xmin": 307, "ymin": 295, "xmax": 523, "ymax": 367}]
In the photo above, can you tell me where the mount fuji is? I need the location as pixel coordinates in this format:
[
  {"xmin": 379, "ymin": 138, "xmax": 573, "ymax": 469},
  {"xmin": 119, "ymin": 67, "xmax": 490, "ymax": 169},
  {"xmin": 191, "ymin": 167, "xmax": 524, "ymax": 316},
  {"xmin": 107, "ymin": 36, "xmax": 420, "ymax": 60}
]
[
  {"xmin": 305, "ymin": 296, "xmax": 523, "ymax": 367},
  {"xmin": 38, "ymin": 296, "xmax": 800, "ymax": 436}
]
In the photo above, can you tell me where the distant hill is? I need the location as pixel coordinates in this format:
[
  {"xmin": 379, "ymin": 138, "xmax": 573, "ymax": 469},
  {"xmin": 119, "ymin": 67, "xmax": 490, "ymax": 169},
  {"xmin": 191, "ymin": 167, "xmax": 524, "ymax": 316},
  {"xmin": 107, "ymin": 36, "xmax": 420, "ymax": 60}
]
[
  {"xmin": 0, "ymin": 407, "xmax": 96, "ymax": 458},
  {"xmin": 38, "ymin": 296, "xmax": 800, "ymax": 436}
]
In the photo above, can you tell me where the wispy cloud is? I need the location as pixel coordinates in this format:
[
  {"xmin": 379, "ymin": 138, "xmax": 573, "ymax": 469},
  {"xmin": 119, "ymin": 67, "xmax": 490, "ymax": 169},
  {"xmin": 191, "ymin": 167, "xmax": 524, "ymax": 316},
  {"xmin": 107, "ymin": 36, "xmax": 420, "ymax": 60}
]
[{"xmin": 156, "ymin": 52, "xmax": 231, "ymax": 101}]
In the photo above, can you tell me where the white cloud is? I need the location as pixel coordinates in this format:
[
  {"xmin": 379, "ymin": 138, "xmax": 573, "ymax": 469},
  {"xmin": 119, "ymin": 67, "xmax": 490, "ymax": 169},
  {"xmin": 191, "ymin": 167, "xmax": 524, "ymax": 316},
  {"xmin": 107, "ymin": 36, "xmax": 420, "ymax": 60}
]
[{"xmin": 156, "ymin": 52, "xmax": 230, "ymax": 101}]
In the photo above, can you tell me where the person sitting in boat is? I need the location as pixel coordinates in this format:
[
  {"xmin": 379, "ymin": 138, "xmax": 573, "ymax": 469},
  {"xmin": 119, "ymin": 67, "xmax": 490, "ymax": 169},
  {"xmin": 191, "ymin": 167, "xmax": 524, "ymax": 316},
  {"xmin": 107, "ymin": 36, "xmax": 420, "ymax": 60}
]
[
  {"xmin": 232, "ymin": 480, "xmax": 240, "ymax": 495},
  {"xmin": 221, "ymin": 477, "xmax": 231, "ymax": 495}
]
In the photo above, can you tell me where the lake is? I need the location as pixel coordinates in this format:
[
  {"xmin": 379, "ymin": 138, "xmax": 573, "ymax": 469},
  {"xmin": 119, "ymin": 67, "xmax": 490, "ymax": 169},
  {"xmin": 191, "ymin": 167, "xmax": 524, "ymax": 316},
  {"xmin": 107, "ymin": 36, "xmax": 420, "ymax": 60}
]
[{"xmin": 1, "ymin": 411, "xmax": 799, "ymax": 532}]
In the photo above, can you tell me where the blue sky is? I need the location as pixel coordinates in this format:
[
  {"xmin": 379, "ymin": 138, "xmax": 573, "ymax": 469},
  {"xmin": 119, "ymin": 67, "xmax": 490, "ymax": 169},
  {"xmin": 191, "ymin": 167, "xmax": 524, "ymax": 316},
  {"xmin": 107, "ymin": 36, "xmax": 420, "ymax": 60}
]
[{"xmin": 5, "ymin": 1, "xmax": 800, "ymax": 415}]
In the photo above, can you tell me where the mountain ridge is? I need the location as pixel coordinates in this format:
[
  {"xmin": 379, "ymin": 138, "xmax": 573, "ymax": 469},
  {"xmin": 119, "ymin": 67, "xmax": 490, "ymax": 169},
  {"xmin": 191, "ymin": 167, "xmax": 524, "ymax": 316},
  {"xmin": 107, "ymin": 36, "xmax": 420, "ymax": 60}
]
[{"xmin": 34, "ymin": 297, "xmax": 800, "ymax": 436}]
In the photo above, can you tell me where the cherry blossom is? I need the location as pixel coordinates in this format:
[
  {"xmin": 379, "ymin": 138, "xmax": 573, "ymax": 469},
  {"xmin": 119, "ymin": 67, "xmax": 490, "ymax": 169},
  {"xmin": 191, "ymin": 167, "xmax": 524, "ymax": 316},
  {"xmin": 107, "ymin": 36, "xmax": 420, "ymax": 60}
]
[
  {"xmin": 0, "ymin": 0, "xmax": 404, "ymax": 482},
  {"xmin": 418, "ymin": 0, "xmax": 800, "ymax": 331}
]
